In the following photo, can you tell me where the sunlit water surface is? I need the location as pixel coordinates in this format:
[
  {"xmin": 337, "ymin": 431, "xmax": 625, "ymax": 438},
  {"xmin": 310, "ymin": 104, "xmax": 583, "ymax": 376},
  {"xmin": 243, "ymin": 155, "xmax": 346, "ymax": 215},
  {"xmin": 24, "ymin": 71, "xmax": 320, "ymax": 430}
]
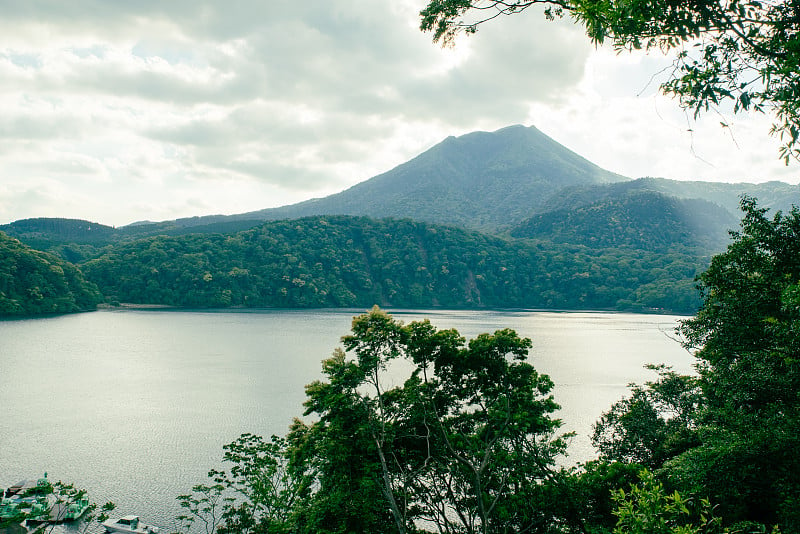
[{"xmin": 0, "ymin": 309, "xmax": 693, "ymax": 530}]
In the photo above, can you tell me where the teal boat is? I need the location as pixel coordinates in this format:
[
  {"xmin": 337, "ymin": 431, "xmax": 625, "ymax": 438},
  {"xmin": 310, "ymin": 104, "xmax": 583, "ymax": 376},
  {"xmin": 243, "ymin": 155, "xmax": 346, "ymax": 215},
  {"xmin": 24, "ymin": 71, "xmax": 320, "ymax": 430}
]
[
  {"xmin": 0, "ymin": 475, "xmax": 51, "ymax": 523},
  {"xmin": 0, "ymin": 474, "xmax": 90, "ymax": 524}
]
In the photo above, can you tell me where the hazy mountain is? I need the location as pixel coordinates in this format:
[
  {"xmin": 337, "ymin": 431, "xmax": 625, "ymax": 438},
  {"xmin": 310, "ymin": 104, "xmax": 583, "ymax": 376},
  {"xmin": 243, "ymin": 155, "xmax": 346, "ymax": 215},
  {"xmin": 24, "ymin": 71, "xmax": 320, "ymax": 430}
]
[
  {"xmin": 540, "ymin": 177, "xmax": 800, "ymax": 217},
  {"xmin": 106, "ymin": 125, "xmax": 626, "ymax": 234},
  {"xmin": 4, "ymin": 125, "xmax": 799, "ymax": 261},
  {"xmin": 241, "ymin": 125, "xmax": 628, "ymax": 231},
  {"xmin": 511, "ymin": 190, "xmax": 738, "ymax": 252},
  {"xmin": 127, "ymin": 126, "xmax": 796, "ymax": 240}
]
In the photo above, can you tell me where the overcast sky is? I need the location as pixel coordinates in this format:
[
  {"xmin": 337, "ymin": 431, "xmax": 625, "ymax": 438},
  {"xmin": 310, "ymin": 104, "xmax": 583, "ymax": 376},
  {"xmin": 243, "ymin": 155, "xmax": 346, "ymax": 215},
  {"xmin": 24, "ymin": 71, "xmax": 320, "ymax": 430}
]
[{"xmin": 1, "ymin": 1, "xmax": 797, "ymax": 227}]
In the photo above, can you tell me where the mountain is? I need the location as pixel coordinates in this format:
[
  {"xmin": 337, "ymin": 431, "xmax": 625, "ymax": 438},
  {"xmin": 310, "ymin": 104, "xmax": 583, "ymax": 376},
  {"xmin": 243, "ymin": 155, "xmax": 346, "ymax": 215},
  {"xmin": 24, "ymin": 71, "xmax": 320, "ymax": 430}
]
[
  {"xmin": 4, "ymin": 125, "xmax": 799, "ymax": 263},
  {"xmin": 98, "ymin": 125, "xmax": 625, "ymax": 234},
  {"xmin": 538, "ymin": 177, "xmax": 800, "ymax": 218},
  {"xmin": 240, "ymin": 125, "xmax": 628, "ymax": 231},
  {"xmin": 112, "ymin": 126, "xmax": 798, "ymax": 242},
  {"xmin": 521, "ymin": 177, "xmax": 800, "ymax": 252},
  {"xmin": 511, "ymin": 190, "xmax": 738, "ymax": 252}
]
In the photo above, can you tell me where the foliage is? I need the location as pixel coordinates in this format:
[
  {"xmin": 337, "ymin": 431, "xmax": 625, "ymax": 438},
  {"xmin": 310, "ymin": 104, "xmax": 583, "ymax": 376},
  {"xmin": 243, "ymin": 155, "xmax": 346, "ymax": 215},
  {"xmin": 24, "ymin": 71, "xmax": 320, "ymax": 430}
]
[
  {"xmin": 79, "ymin": 215, "xmax": 706, "ymax": 313},
  {"xmin": 593, "ymin": 365, "xmax": 702, "ymax": 469},
  {"xmin": 419, "ymin": 0, "xmax": 800, "ymax": 162},
  {"xmin": 0, "ymin": 231, "xmax": 102, "ymax": 316},
  {"xmin": 612, "ymin": 470, "xmax": 721, "ymax": 534},
  {"xmin": 296, "ymin": 307, "xmax": 569, "ymax": 533},
  {"xmin": 176, "ymin": 434, "xmax": 310, "ymax": 534},
  {"xmin": 541, "ymin": 460, "xmax": 644, "ymax": 534},
  {"xmin": 673, "ymin": 196, "xmax": 800, "ymax": 530},
  {"xmin": 179, "ymin": 307, "xmax": 573, "ymax": 533},
  {"xmin": 177, "ymin": 481, "xmax": 231, "ymax": 534},
  {"xmin": 595, "ymin": 197, "xmax": 799, "ymax": 532}
]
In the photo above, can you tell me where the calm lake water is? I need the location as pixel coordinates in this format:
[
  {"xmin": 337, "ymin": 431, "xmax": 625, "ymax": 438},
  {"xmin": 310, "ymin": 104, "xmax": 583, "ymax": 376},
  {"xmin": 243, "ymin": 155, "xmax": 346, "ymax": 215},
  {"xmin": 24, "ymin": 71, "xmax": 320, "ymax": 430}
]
[{"xmin": 0, "ymin": 308, "xmax": 694, "ymax": 530}]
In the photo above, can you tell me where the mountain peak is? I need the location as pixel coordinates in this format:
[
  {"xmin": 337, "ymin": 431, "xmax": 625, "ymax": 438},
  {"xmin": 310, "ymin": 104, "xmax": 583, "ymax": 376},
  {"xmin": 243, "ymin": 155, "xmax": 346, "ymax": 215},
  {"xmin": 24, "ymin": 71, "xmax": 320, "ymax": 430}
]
[{"xmin": 121, "ymin": 125, "xmax": 630, "ymax": 233}]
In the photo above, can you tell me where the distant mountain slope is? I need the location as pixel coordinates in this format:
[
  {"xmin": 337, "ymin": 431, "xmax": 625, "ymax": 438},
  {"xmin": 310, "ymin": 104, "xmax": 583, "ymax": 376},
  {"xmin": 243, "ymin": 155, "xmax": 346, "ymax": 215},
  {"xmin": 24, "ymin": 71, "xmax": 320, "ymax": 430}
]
[
  {"xmin": 0, "ymin": 231, "xmax": 102, "ymax": 315},
  {"xmin": 4, "ymin": 126, "xmax": 799, "ymax": 263},
  {"xmin": 511, "ymin": 190, "xmax": 737, "ymax": 252},
  {"xmin": 540, "ymin": 177, "xmax": 800, "ymax": 216},
  {"xmin": 0, "ymin": 217, "xmax": 268, "ymax": 262},
  {"xmin": 0, "ymin": 217, "xmax": 118, "ymax": 249}
]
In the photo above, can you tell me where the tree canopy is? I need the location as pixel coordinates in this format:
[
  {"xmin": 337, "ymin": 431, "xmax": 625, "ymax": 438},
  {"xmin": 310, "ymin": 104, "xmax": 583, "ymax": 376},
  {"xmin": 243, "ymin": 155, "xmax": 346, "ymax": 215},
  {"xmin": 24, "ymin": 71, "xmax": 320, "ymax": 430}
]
[
  {"xmin": 420, "ymin": 0, "xmax": 800, "ymax": 162},
  {"xmin": 674, "ymin": 196, "xmax": 800, "ymax": 529},
  {"xmin": 0, "ymin": 231, "xmax": 102, "ymax": 315},
  {"xmin": 77, "ymin": 215, "xmax": 705, "ymax": 313},
  {"xmin": 177, "ymin": 307, "xmax": 579, "ymax": 534},
  {"xmin": 594, "ymin": 197, "xmax": 800, "ymax": 531},
  {"xmin": 172, "ymin": 199, "xmax": 800, "ymax": 533}
]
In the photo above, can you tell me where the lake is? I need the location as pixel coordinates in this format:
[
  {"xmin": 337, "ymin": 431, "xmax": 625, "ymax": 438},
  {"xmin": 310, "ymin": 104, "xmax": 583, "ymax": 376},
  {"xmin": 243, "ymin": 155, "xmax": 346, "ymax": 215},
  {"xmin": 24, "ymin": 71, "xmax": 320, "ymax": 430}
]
[{"xmin": 0, "ymin": 308, "xmax": 694, "ymax": 530}]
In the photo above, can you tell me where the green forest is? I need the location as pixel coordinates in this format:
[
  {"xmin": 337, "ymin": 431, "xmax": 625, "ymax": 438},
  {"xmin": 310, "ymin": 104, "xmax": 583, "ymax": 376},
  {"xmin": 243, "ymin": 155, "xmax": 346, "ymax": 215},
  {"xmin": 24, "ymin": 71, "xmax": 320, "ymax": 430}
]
[
  {"xmin": 0, "ymin": 233, "xmax": 102, "ymax": 315},
  {"xmin": 77, "ymin": 215, "xmax": 706, "ymax": 313},
  {"xmin": 0, "ymin": 213, "xmax": 712, "ymax": 317},
  {"xmin": 2, "ymin": 0, "xmax": 799, "ymax": 531}
]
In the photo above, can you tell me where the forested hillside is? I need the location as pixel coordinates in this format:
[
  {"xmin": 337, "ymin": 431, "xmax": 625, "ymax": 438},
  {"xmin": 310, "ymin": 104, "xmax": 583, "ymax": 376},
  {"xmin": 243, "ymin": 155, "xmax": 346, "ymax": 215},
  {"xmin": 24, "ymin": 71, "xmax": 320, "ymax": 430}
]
[
  {"xmin": 540, "ymin": 177, "xmax": 800, "ymax": 217},
  {"xmin": 80, "ymin": 216, "xmax": 706, "ymax": 313},
  {"xmin": 511, "ymin": 190, "xmax": 737, "ymax": 252},
  {"xmin": 0, "ymin": 232, "xmax": 102, "ymax": 315},
  {"xmin": 6, "ymin": 124, "xmax": 788, "ymax": 317}
]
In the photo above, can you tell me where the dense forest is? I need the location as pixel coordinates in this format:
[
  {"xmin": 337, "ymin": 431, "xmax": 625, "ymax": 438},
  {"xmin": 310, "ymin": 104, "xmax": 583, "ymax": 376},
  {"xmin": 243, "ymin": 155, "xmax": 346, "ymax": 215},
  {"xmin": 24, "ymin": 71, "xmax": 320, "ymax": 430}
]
[
  {"xmin": 75, "ymin": 215, "xmax": 707, "ymax": 313},
  {"xmin": 0, "ymin": 232, "xmax": 102, "ymax": 315}
]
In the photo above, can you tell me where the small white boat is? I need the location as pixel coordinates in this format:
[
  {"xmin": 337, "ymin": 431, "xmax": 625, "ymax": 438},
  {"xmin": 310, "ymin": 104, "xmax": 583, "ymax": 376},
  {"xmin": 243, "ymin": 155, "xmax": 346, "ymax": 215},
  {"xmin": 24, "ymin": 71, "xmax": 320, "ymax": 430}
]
[{"xmin": 102, "ymin": 515, "xmax": 160, "ymax": 534}]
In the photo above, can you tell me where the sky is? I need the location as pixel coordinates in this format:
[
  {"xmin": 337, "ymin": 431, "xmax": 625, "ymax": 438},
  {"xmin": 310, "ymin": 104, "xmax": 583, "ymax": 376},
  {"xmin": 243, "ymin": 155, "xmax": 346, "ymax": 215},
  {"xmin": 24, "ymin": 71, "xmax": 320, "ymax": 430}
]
[{"xmin": 1, "ymin": 1, "xmax": 797, "ymax": 227}]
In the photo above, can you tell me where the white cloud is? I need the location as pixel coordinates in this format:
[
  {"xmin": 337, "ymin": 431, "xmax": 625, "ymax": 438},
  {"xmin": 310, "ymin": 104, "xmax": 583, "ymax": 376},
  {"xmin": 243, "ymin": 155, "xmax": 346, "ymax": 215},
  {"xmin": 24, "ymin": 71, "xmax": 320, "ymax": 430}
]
[
  {"xmin": 0, "ymin": 0, "xmax": 796, "ymax": 226},
  {"xmin": 526, "ymin": 47, "xmax": 799, "ymax": 183}
]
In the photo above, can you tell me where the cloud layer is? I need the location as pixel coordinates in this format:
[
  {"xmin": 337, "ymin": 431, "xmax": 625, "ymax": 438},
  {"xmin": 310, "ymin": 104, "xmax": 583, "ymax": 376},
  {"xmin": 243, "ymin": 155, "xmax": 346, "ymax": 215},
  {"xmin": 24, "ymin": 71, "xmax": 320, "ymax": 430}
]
[{"xmin": 0, "ymin": 1, "xmax": 795, "ymax": 226}]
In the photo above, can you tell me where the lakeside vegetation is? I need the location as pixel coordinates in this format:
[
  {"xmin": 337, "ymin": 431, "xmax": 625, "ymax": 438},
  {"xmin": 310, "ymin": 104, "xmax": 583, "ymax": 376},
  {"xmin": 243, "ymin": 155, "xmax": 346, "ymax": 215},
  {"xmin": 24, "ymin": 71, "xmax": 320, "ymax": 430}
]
[
  {"xmin": 3, "ymin": 198, "xmax": 795, "ymax": 534},
  {"xmin": 3, "ymin": 0, "xmax": 799, "ymax": 529}
]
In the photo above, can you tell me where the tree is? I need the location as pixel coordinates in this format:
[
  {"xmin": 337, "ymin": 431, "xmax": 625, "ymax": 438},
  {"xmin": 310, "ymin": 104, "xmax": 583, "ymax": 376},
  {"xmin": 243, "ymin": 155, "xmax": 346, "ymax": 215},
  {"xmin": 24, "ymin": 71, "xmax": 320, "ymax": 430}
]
[
  {"xmin": 295, "ymin": 306, "xmax": 569, "ymax": 533},
  {"xmin": 592, "ymin": 365, "xmax": 701, "ymax": 470},
  {"xmin": 419, "ymin": 0, "xmax": 800, "ymax": 162},
  {"xmin": 0, "ymin": 231, "xmax": 102, "ymax": 315},
  {"xmin": 593, "ymin": 197, "xmax": 800, "ymax": 531},
  {"xmin": 611, "ymin": 470, "xmax": 722, "ymax": 534},
  {"xmin": 674, "ymin": 196, "xmax": 800, "ymax": 530},
  {"xmin": 176, "ymin": 434, "xmax": 312, "ymax": 534}
]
